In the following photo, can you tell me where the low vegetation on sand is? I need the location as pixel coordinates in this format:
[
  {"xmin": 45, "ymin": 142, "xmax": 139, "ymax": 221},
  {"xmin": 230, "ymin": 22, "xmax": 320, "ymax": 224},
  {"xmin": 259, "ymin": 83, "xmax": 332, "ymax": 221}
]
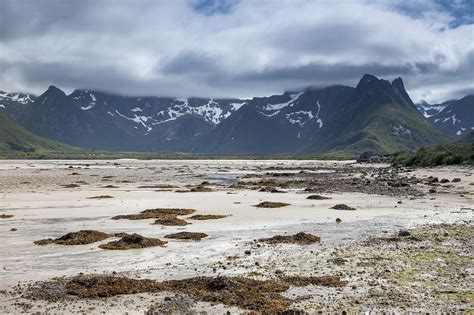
[
  {"xmin": 34, "ymin": 230, "xmax": 126, "ymax": 246},
  {"xmin": 259, "ymin": 232, "xmax": 321, "ymax": 245},
  {"xmin": 254, "ymin": 201, "xmax": 290, "ymax": 208},
  {"xmin": 392, "ymin": 143, "xmax": 474, "ymax": 167},
  {"xmin": 164, "ymin": 232, "xmax": 208, "ymax": 241},
  {"xmin": 99, "ymin": 233, "xmax": 167, "ymax": 250}
]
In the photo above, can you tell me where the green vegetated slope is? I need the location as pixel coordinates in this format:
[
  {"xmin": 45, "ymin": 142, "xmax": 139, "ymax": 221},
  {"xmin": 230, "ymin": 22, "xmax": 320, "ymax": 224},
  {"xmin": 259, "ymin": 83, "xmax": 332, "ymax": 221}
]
[
  {"xmin": 0, "ymin": 109, "xmax": 80, "ymax": 155},
  {"xmin": 327, "ymin": 101, "xmax": 453, "ymax": 156}
]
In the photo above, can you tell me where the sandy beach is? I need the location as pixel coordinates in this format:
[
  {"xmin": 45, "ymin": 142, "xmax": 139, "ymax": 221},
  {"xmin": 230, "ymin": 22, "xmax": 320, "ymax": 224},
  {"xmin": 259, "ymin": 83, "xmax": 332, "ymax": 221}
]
[{"xmin": 0, "ymin": 159, "xmax": 472, "ymax": 313}]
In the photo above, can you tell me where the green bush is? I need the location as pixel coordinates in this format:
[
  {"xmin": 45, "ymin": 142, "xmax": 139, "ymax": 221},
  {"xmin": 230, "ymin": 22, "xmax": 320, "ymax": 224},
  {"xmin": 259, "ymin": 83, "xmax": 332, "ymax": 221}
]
[{"xmin": 392, "ymin": 143, "xmax": 474, "ymax": 167}]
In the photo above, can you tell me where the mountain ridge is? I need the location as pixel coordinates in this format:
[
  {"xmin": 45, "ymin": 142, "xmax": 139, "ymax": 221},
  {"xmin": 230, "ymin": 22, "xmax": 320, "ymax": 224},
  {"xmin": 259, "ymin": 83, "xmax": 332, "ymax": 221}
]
[{"xmin": 1, "ymin": 74, "xmax": 460, "ymax": 155}]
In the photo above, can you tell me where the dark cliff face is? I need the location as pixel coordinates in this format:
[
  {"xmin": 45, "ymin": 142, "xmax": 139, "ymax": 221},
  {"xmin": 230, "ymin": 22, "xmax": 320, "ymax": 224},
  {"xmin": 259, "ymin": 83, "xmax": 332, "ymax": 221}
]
[{"xmin": 3, "ymin": 74, "xmax": 455, "ymax": 155}]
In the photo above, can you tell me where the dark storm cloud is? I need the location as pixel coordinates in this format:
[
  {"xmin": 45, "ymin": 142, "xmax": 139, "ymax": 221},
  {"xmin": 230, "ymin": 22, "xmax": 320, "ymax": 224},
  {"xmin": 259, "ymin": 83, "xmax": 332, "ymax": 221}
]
[{"xmin": 0, "ymin": 0, "xmax": 473, "ymax": 102}]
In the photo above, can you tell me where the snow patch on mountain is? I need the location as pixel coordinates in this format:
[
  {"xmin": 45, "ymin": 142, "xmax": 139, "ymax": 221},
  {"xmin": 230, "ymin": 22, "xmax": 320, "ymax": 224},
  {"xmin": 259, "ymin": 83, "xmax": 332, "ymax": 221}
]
[
  {"xmin": 315, "ymin": 100, "xmax": 323, "ymax": 128},
  {"xmin": 265, "ymin": 92, "xmax": 303, "ymax": 111},
  {"xmin": 259, "ymin": 110, "xmax": 281, "ymax": 117},
  {"xmin": 416, "ymin": 103, "xmax": 447, "ymax": 118},
  {"xmin": 81, "ymin": 104, "xmax": 94, "ymax": 110},
  {"xmin": 442, "ymin": 114, "xmax": 460, "ymax": 125},
  {"xmin": 230, "ymin": 101, "xmax": 247, "ymax": 111},
  {"xmin": 0, "ymin": 92, "xmax": 34, "ymax": 105},
  {"xmin": 154, "ymin": 98, "xmax": 237, "ymax": 125},
  {"xmin": 286, "ymin": 111, "xmax": 314, "ymax": 127},
  {"xmin": 79, "ymin": 93, "xmax": 98, "ymax": 110},
  {"xmin": 115, "ymin": 110, "xmax": 153, "ymax": 132}
]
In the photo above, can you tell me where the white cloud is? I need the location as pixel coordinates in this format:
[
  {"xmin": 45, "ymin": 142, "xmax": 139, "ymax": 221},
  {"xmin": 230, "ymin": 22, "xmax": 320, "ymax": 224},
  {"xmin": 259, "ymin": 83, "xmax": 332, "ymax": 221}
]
[{"xmin": 0, "ymin": 0, "xmax": 472, "ymax": 103}]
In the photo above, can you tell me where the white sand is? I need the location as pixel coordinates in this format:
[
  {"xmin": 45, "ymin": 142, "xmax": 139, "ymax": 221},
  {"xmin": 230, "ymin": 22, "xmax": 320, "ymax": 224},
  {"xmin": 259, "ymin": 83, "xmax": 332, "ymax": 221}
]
[{"xmin": 0, "ymin": 160, "xmax": 472, "ymax": 313}]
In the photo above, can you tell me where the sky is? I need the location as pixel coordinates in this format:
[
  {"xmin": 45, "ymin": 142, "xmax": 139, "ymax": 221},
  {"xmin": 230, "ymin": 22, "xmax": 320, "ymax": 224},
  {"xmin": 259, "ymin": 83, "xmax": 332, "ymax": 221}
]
[{"xmin": 0, "ymin": 0, "xmax": 473, "ymax": 103}]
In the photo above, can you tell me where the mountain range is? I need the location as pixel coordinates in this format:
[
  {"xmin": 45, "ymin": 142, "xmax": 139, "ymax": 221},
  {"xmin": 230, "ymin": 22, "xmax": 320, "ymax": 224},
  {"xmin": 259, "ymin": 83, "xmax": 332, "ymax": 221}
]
[
  {"xmin": 1, "ymin": 74, "xmax": 470, "ymax": 155},
  {"xmin": 416, "ymin": 95, "xmax": 474, "ymax": 136}
]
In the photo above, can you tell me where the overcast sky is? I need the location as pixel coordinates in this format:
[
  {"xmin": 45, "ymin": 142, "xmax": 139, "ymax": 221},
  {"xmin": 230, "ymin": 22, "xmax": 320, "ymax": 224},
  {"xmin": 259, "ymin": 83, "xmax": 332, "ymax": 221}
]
[{"xmin": 1, "ymin": 0, "xmax": 473, "ymax": 103}]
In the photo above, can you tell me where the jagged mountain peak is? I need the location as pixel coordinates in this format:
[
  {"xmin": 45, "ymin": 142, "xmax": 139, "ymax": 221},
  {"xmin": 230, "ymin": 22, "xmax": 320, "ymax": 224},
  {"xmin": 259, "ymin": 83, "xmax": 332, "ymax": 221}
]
[{"xmin": 45, "ymin": 85, "xmax": 66, "ymax": 95}]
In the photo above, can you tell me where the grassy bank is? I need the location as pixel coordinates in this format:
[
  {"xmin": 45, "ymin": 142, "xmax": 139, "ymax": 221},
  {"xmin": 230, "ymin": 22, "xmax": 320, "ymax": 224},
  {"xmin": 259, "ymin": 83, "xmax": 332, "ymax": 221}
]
[{"xmin": 392, "ymin": 143, "xmax": 474, "ymax": 167}]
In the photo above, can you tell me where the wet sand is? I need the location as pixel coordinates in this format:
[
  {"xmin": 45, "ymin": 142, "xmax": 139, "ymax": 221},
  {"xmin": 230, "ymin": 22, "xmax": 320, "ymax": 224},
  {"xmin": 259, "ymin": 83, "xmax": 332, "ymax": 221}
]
[{"xmin": 0, "ymin": 159, "xmax": 472, "ymax": 313}]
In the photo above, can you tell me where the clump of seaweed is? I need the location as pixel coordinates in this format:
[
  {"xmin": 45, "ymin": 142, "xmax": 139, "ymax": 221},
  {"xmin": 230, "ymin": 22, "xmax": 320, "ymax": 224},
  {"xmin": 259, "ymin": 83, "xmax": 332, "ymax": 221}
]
[
  {"xmin": 24, "ymin": 274, "xmax": 351, "ymax": 312},
  {"xmin": 112, "ymin": 208, "xmax": 196, "ymax": 220},
  {"xmin": 279, "ymin": 275, "xmax": 348, "ymax": 287},
  {"xmin": 153, "ymin": 217, "xmax": 189, "ymax": 226},
  {"xmin": 34, "ymin": 230, "xmax": 125, "ymax": 246},
  {"xmin": 0, "ymin": 214, "xmax": 13, "ymax": 219},
  {"xmin": 190, "ymin": 186, "xmax": 214, "ymax": 192},
  {"xmin": 331, "ymin": 204, "xmax": 356, "ymax": 210},
  {"xmin": 102, "ymin": 185, "xmax": 119, "ymax": 188},
  {"xmin": 61, "ymin": 184, "xmax": 80, "ymax": 188},
  {"xmin": 137, "ymin": 184, "xmax": 177, "ymax": 189},
  {"xmin": 112, "ymin": 208, "xmax": 196, "ymax": 226},
  {"xmin": 99, "ymin": 233, "xmax": 167, "ymax": 250},
  {"xmin": 259, "ymin": 187, "xmax": 286, "ymax": 193},
  {"xmin": 254, "ymin": 201, "xmax": 290, "ymax": 208},
  {"xmin": 189, "ymin": 214, "xmax": 229, "ymax": 220},
  {"xmin": 87, "ymin": 195, "xmax": 114, "ymax": 199},
  {"xmin": 161, "ymin": 276, "xmax": 291, "ymax": 313},
  {"xmin": 164, "ymin": 232, "xmax": 208, "ymax": 241},
  {"xmin": 259, "ymin": 232, "xmax": 320, "ymax": 245},
  {"xmin": 306, "ymin": 195, "xmax": 331, "ymax": 200}
]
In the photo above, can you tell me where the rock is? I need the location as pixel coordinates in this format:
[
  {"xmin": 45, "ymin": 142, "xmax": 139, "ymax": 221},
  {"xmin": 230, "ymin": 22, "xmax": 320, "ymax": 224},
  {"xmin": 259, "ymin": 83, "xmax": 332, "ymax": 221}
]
[
  {"xmin": 429, "ymin": 188, "xmax": 437, "ymax": 193},
  {"xmin": 398, "ymin": 230, "xmax": 411, "ymax": 237},
  {"xmin": 336, "ymin": 218, "xmax": 342, "ymax": 223},
  {"xmin": 440, "ymin": 179, "xmax": 450, "ymax": 183},
  {"xmin": 452, "ymin": 178, "xmax": 461, "ymax": 183},
  {"xmin": 357, "ymin": 151, "xmax": 391, "ymax": 164}
]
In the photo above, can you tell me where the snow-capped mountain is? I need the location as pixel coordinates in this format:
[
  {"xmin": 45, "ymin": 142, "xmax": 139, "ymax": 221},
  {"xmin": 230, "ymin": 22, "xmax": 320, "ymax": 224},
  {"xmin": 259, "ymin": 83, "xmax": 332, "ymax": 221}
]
[
  {"xmin": 416, "ymin": 95, "xmax": 473, "ymax": 136},
  {"xmin": 70, "ymin": 90, "xmax": 247, "ymax": 134},
  {"xmin": 2, "ymin": 74, "xmax": 454, "ymax": 154},
  {"xmin": 0, "ymin": 91, "xmax": 36, "ymax": 121}
]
